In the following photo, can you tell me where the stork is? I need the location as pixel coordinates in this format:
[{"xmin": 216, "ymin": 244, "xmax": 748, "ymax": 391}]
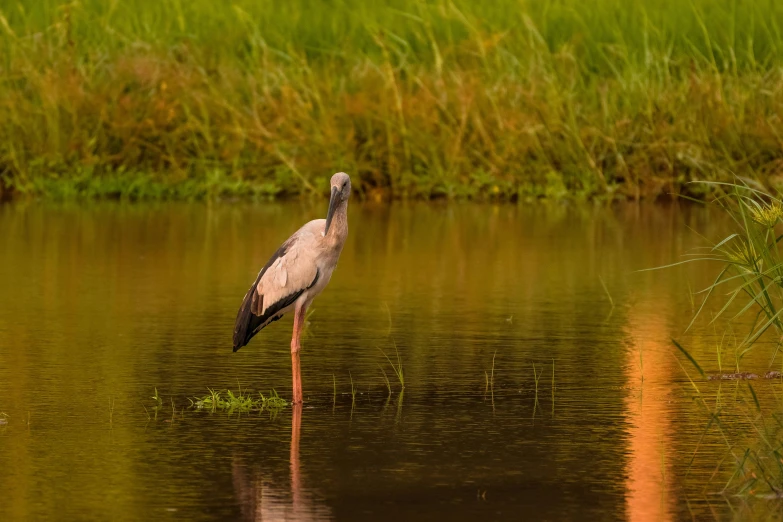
[{"xmin": 232, "ymin": 172, "xmax": 351, "ymax": 404}]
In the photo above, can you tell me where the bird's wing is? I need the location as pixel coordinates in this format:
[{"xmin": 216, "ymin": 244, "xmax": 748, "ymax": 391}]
[{"xmin": 232, "ymin": 228, "xmax": 321, "ymax": 352}]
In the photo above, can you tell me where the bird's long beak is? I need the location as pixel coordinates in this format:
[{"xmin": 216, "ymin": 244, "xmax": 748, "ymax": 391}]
[{"xmin": 324, "ymin": 186, "xmax": 340, "ymax": 235}]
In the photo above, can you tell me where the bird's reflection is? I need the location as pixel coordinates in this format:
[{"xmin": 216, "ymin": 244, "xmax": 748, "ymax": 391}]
[{"xmin": 232, "ymin": 406, "xmax": 332, "ymax": 521}]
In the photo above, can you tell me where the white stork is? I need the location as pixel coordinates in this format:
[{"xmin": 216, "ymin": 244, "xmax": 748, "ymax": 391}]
[{"xmin": 233, "ymin": 172, "xmax": 351, "ymax": 403}]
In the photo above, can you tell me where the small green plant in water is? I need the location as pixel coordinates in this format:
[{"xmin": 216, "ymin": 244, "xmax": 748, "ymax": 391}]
[
  {"xmin": 532, "ymin": 363, "xmax": 542, "ymax": 417},
  {"xmin": 379, "ymin": 365, "xmax": 392, "ymax": 395},
  {"xmin": 551, "ymin": 359, "xmax": 555, "ymax": 416},
  {"xmin": 378, "ymin": 341, "xmax": 404, "ymax": 390},
  {"xmin": 259, "ymin": 390, "xmax": 288, "ymax": 409},
  {"xmin": 190, "ymin": 388, "xmax": 287, "ymax": 412},
  {"xmin": 599, "ymin": 275, "xmax": 614, "ymax": 308}
]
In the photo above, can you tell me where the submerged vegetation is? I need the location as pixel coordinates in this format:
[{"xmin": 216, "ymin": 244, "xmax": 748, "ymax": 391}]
[{"xmin": 2, "ymin": 0, "xmax": 783, "ymax": 200}]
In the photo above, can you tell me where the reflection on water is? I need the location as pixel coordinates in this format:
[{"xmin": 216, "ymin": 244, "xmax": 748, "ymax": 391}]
[
  {"xmin": 0, "ymin": 201, "xmax": 768, "ymax": 520},
  {"xmin": 233, "ymin": 406, "xmax": 332, "ymax": 521},
  {"xmin": 623, "ymin": 300, "xmax": 674, "ymax": 521}
]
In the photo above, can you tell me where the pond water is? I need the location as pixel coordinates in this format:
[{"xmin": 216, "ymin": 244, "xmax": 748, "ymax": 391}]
[{"xmin": 0, "ymin": 201, "xmax": 779, "ymax": 520}]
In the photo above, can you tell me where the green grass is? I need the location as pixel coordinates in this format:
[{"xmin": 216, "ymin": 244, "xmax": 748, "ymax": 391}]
[
  {"xmin": 599, "ymin": 276, "xmax": 614, "ymax": 309},
  {"xmin": 659, "ymin": 180, "xmax": 783, "ymax": 497},
  {"xmin": 379, "ymin": 364, "xmax": 392, "ymax": 395},
  {"xmin": 349, "ymin": 372, "xmax": 357, "ymax": 406},
  {"xmin": 662, "ymin": 181, "xmax": 783, "ymax": 370},
  {"xmin": 190, "ymin": 388, "xmax": 288, "ymax": 412},
  {"xmin": 2, "ymin": 0, "xmax": 783, "ymax": 201},
  {"xmin": 532, "ymin": 363, "xmax": 542, "ymax": 416},
  {"xmin": 551, "ymin": 359, "xmax": 555, "ymax": 415},
  {"xmin": 490, "ymin": 350, "xmax": 497, "ymax": 396},
  {"xmin": 378, "ymin": 342, "xmax": 405, "ymax": 390}
]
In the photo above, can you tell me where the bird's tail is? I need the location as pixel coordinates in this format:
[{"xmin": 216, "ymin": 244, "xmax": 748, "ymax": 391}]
[{"xmin": 233, "ymin": 286, "xmax": 261, "ymax": 352}]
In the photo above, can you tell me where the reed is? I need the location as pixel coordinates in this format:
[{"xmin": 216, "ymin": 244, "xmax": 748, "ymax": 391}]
[{"xmin": 2, "ymin": 0, "xmax": 783, "ymax": 201}]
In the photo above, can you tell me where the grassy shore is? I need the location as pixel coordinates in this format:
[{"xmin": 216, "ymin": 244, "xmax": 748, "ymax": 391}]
[{"xmin": 1, "ymin": 0, "xmax": 783, "ymax": 201}]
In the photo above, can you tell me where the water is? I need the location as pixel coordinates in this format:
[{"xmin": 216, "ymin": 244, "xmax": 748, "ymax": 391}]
[{"xmin": 0, "ymin": 201, "xmax": 778, "ymax": 520}]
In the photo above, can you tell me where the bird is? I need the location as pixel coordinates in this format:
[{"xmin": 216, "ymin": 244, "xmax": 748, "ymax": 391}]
[{"xmin": 232, "ymin": 172, "xmax": 351, "ymax": 404}]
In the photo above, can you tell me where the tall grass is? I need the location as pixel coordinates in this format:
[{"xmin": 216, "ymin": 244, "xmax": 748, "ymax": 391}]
[
  {"xmin": 2, "ymin": 0, "xmax": 783, "ymax": 200},
  {"xmin": 664, "ymin": 180, "xmax": 783, "ymax": 497},
  {"xmin": 671, "ymin": 181, "xmax": 783, "ymax": 368}
]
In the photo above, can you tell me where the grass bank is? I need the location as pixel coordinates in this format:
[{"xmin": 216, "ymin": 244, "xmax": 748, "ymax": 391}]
[{"xmin": 1, "ymin": 0, "xmax": 783, "ymax": 201}]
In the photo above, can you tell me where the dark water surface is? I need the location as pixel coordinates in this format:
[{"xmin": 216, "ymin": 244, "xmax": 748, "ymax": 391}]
[{"xmin": 0, "ymin": 201, "xmax": 778, "ymax": 520}]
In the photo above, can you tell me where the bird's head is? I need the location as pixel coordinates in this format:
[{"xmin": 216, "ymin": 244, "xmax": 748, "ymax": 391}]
[{"xmin": 325, "ymin": 172, "xmax": 351, "ymax": 235}]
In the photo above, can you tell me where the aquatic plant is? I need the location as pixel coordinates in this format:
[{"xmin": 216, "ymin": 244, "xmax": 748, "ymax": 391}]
[
  {"xmin": 259, "ymin": 390, "xmax": 289, "ymax": 409},
  {"xmin": 484, "ymin": 350, "xmax": 497, "ymax": 399},
  {"xmin": 349, "ymin": 373, "xmax": 357, "ymax": 406},
  {"xmin": 190, "ymin": 388, "xmax": 287, "ymax": 412},
  {"xmin": 378, "ymin": 342, "xmax": 405, "ymax": 390},
  {"xmin": 151, "ymin": 388, "xmax": 162, "ymax": 405},
  {"xmin": 659, "ymin": 180, "xmax": 783, "ymax": 497},
  {"xmin": 599, "ymin": 276, "xmax": 614, "ymax": 310},
  {"xmin": 532, "ymin": 363, "xmax": 542, "ymax": 417},
  {"xmin": 551, "ymin": 359, "xmax": 555, "ymax": 416},
  {"xmin": 378, "ymin": 365, "xmax": 392, "ymax": 395},
  {"xmin": 656, "ymin": 181, "xmax": 783, "ymax": 371}
]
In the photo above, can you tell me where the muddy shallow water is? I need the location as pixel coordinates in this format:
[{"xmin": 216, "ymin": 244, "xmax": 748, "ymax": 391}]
[{"xmin": 0, "ymin": 201, "xmax": 779, "ymax": 520}]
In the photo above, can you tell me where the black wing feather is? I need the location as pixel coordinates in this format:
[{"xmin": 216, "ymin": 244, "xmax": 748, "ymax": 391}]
[
  {"xmin": 232, "ymin": 239, "xmax": 320, "ymax": 352},
  {"xmin": 232, "ymin": 240, "xmax": 290, "ymax": 352}
]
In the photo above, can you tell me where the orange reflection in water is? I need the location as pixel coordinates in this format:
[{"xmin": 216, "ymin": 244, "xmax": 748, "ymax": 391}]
[{"xmin": 624, "ymin": 300, "xmax": 675, "ymax": 522}]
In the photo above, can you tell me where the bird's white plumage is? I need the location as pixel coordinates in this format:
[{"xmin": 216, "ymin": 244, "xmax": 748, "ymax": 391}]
[
  {"xmin": 233, "ymin": 171, "xmax": 351, "ymax": 357},
  {"xmin": 251, "ymin": 219, "xmax": 334, "ymax": 318}
]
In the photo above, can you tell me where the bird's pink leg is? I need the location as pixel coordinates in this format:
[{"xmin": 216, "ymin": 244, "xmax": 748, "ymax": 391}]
[
  {"xmin": 290, "ymin": 403, "xmax": 302, "ymax": 511},
  {"xmin": 291, "ymin": 304, "xmax": 306, "ymax": 404}
]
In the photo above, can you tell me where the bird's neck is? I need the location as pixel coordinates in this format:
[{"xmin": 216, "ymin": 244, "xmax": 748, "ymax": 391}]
[{"xmin": 325, "ymin": 202, "xmax": 349, "ymax": 246}]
